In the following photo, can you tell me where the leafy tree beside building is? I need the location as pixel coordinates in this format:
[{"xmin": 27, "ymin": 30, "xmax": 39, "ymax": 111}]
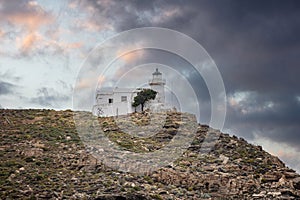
[{"xmin": 132, "ymin": 89, "xmax": 157, "ymax": 112}]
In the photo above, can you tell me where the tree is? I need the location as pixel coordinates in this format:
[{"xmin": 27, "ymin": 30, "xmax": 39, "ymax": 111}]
[{"xmin": 132, "ymin": 89, "xmax": 157, "ymax": 112}]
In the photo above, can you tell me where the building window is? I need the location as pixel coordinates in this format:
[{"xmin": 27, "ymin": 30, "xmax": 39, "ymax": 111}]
[
  {"xmin": 108, "ymin": 98, "xmax": 113, "ymax": 103},
  {"xmin": 121, "ymin": 96, "xmax": 127, "ymax": 102}
]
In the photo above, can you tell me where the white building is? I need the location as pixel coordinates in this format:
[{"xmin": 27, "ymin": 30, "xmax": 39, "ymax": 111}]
[{"xmin": 92, "ymin": 68, "xmax": 167, "ymax": 117}]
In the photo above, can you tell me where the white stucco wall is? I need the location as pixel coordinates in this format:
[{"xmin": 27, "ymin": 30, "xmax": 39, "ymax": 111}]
[{"xmin": 93, "ymin": 88, "xmax": 141, "ymax": 117}]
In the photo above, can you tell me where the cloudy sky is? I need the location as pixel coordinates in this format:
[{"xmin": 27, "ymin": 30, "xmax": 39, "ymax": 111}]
[{"xmin": 0, "ymin": 0, "xmax": 300, "ymax": 172}]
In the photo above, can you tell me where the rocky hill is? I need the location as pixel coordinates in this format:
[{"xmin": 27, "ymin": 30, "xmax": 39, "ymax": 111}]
[{"xmin": 1, "ymin": 109, "xmax": 300, "ymax": 199}]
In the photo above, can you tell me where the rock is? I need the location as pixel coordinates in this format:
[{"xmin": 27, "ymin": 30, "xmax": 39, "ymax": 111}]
[
  {"xmin": 201, "ymin": 193, "xmax": 211, "ymax": 198},
  {"xmin": 253, "ymin": 191, "xmax": 267, "ymax": 197},
  {"xmin": 262, "ymin": 173, "xmax": 281, "ymax": 183},
  {"xmin": 8, "ymin": 173, "xmax": 16, "ymax": 181},
  {"xmin": 276, "ymin": 176, "xmax": 289, "ymax": 187},
  {"xmin": 267, "ymin": 191, "xmax": 281, "ymax": 197},
  {"xmin": 158, "ymin": 190, "xmax": 168, "ymax": 195},
  {"xmin": 284, "ymin": 171, "xmax": 299, "ymax": 179},
  {"xmin": 202, "ymin": 166, "xmax": 215, "ymax": 172},
  {"xmin": 209, "ymin": 182, "xmax": 220, "ymax": 192},
  {"xmin": 219, "ymin": 154, "xmax": 229, "ymax": 164},
  {"xmin": 95, "ymin": 193, "xmax": 151, "ymax": 200},
  {"xmin": 292, "ymin": 177, "xmax": 300, "ymax": 190},
  {"xmin": 281, "ymin": 189, "xmax": 300, "ymax": 198}
]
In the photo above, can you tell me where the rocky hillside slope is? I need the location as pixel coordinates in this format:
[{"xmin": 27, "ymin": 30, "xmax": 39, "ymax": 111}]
[{"xmin": 1, "ymin": 109, "xmax": 300, "ymax": 199}]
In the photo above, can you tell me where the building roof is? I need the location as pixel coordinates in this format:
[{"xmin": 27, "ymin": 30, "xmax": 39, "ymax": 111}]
[
  {"xmin": 96, "ymin": 87, "xmax": 143, "ymax": 94},
  {"xmin": 152, "ymin": 68, "xmax": 162, "ymax": 75}
]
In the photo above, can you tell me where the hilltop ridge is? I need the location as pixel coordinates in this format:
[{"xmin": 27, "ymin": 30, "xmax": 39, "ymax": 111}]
[{"xmin": 1, "ymin": 109, "xmax": 300, "ymax": 199}]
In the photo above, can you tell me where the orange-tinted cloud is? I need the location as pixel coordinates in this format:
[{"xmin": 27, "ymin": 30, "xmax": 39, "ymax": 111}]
[
  {"xmin": 117, "ymin": 47, "xmax": 145, "ymax": 63},
  {"xmin": 73, "ymin": 19, "xmax": 113, "ymax": 32},
  {"xmin": 18, "ymin": 32, "xmax": 41, "ymax": 54},
  {"xmin": 0, "ymin": 1, "xmax": 53, "ymax": 32},
  {"xmin": 0, "ymin": 1, "xmax": 54, "ymax": 55},
  {"xmin": 16, "ymin": 30, "xmax": 83, "ymax": 56},
  {"xmin": 0, "ymin": 29, "xmax": 4, "ymax": 38},
  {"xmin": 66, "ymin": 42, "xmax": 83, "ymax": 50},
  {"xmin": 8, "ymin": 12, "xmax": 52, "ymax": 32},
  {"xmin": 119, "ymin": 52, "xmax": 137, "ymax": 63},
  {"xmin": 76, "ymin": 75, "xmax": 106, "ymax": 90}
]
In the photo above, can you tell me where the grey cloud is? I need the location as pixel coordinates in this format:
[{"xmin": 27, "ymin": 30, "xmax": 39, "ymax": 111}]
[
  {"xmin": 57, "ymin": 80, "xmax": 73, "ymax": 91},
  {"xmin": 0, "ymin": 0, "xmax": 29, "ymax": 19},
  {"xmin": 0, "ymin": 71, "xmax": 20, "ymax": 95},
  {"xmin": 0, "ymin": 81, "xmax": 15, "ymax": 95},
  {"xmin": 29, "ymin": 87, "xmax": 70, "ymax": 108},
  {"xmin": 225, "ymin": 91, "xmax": 300, "ymax": 151},
  {"xmin": 0, "ymin": 70, "xmax": 21, "ymax": 82}
]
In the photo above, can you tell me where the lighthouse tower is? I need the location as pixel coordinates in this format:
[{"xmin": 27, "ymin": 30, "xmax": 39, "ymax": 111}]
[{"xmin": 149, "ymin": 68, "xmax": 165, "ymax": 103}]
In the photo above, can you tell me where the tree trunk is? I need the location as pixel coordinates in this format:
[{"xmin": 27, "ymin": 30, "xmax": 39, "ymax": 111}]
[{"xmin": 141, "ymin": 103, "xmax": 144, "ymax": 112}]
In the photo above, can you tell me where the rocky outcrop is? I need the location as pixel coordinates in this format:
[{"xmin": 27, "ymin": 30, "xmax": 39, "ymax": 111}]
[{"xmin": 0, "ymin": 109, "xmax": 299, "ymax": 199}]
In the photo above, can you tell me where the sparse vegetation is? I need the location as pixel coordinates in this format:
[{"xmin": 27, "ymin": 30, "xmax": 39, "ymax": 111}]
[{"xmin": 0, "ymin": 109, "xmax": 299, "ymax": 199}]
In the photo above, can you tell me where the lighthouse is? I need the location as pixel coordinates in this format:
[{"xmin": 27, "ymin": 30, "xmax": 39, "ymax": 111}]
[
  {"xmin": 149, "ymin": 68, "xmax": 166, "ymax": 103},
  {"xmin": 93, "ymin": 68, "xmax": 168, "ymax": 117}
]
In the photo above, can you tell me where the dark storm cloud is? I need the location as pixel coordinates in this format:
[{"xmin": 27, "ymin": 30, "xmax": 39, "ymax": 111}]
[
  {"xmin": 226, "ymin": 92, "xmax": 300, "ymax": 149},
  {"xmin": 78, "ymin": 0, "xmax": 300, "ymax": 93},
  {"xmin": 78, "ymin": 0, "xmax": 300, "ymax": 166}
]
